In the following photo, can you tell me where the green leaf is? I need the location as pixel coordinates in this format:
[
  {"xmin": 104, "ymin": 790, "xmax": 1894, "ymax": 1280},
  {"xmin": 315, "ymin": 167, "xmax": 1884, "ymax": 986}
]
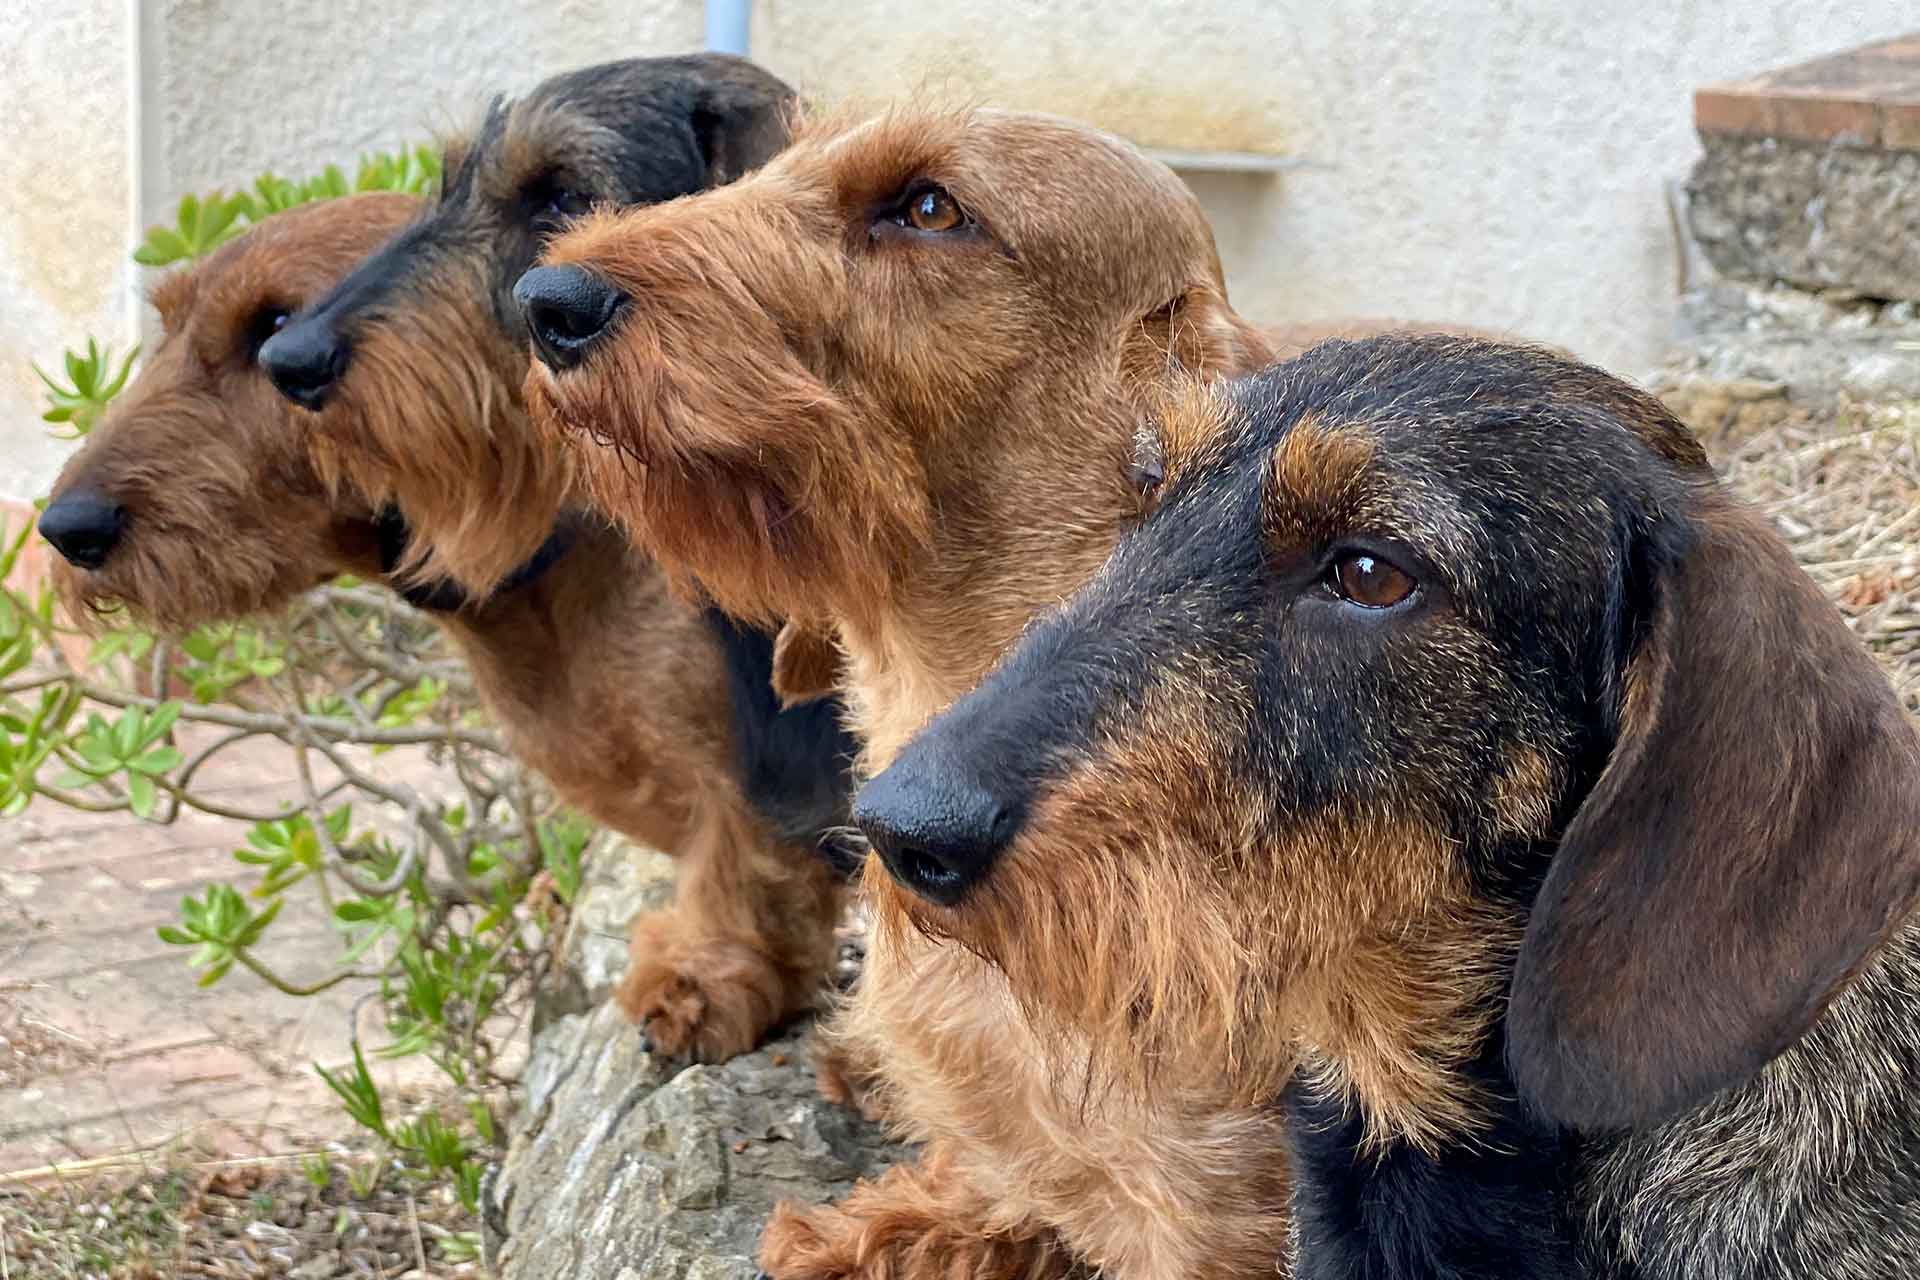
[
  {"xmin": 235, "ymin": 896, "xmax": 283, "ymax": 946},
  {"xmin": 133, "ymin": 227, "xmax": 192, "ymax": 267},
  {"xmin": 127, "ymin": 771, "xmax": 157, "ymax": 818},
  {"xmin": 334, "ymin": 899, "xmax": 384, "ymax": 923},
  {"xmin": 156, "ymin": 925, "xmax": 196, "ymax": 946},
  {"xmin": 132, "ymin": 745, "xmax": 182, "ymax": 774},
  {"xmin": 196, "ymin": 954, "xmax": 235, "ymax": 987},
  {"xmin": 144, "ymin": 700, "xmax": 182, "ymax": 742},
  {"xmin": 314, "ymin": 1043, "xmax": 388, "ymax": 1139}
]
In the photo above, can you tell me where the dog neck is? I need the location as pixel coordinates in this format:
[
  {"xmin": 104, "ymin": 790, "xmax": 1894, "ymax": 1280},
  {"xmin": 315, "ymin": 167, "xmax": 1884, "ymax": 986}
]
[
  {"xmin": 1283, "ymin": 1023, "xmax": 1584, "ymax": 1280},
  {"xmin": 837, "ymin": 388, "xmax": 1144, "ymax": 772},
  {"xmin": 374, "ymin": 508, "xmax": 580, "ymax": 613}
]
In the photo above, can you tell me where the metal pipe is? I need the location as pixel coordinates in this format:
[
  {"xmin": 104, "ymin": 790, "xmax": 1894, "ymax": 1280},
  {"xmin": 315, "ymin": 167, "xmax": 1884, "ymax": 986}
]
[{"xmin": 705, "ymin": 0, "xmax": 751, "ymax": 56}]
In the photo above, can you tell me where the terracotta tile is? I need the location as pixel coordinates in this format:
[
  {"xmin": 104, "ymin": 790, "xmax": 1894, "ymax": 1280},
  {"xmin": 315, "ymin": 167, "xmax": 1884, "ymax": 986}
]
[
  {"xmin": 8, "ymin": 962, "xmax": 222, "ymax": 1061},
  {"xmin": 1695, "ymin": 33, "xmax": 1920, "ymax": 149}
]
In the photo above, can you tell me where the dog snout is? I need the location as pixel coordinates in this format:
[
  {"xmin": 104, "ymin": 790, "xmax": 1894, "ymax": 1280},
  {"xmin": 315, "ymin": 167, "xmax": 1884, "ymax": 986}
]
[
  {"xmin": 853, "ymin": 757, "xmax": 1017, "ymax": 907},
  {"xmin": 38, "ymin": 489, "xmax": 126, "ymax": 570},
  {"xmin": 514, "ymin": 266, "xmax": 628, "ymax": 372},
  {"xmin": 260, "ymin": 316, "xmax": 350, "ymax": 410}
]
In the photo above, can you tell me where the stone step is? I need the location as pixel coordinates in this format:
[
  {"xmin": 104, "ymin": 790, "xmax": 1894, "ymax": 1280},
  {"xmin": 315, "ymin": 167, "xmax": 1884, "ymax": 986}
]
[{"xmin": 1686, "ymin": 34, "xmax": 1920, "ymax": 301}]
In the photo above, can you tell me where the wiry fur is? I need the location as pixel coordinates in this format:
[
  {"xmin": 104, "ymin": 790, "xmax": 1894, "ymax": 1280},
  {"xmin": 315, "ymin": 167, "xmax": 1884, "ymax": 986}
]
[
  {"xmin": 264, "ymin": 53, "xmax": 795, "ymax": 593},
  {"xmin": 525, "ymin": 105, "xmax": 1330, "ymax": 1279},
  {"xmin": 874, "ymin": 335, "xmax": 1920, "ymax": 1279},
  {"xmin": 44, "ymin": 191, "xmax": 848, "ymax": 1064}
]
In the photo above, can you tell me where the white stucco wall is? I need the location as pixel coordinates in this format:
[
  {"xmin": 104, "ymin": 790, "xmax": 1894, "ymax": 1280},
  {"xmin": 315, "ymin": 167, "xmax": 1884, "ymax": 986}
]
[
  {"xmin": 5, "ymin": 0, "xmax": 1915, "ymax": 502},
  {"xmin": 2, "ymin": 0, "xmax": 135, "ymax": 506},
  {"xmin": 751, "ymin": 0, "xmax": 1919, "ymax": 369}
]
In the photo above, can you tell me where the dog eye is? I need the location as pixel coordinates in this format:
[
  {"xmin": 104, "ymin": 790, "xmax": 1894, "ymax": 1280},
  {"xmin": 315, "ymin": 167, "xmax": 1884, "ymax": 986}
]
[
  {"xmin": 1327, "ymin": 552, "xmax": 1416, "ymax": 609},
  {"xmin": 899, "ymin": 186, "xmax": 968, "ymax": 233},
  {"xmin": 526, "ymin": 177, "xmax": 590, "ymax": 230},
  {"xmin": 244, "ymin": 305, "xmax": 291, "ymax": 358},
  {"xmin": 544, "ymin": 188, "xmax": 588, "ymax": 219}
]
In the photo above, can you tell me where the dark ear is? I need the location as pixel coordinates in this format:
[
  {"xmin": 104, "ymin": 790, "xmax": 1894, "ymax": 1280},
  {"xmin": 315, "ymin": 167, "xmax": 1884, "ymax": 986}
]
[
  {"xmin": 1121, "ymin": 285, "xmax": 1273, "ymax": 389},
  {"xmin": 687, "ymin": 58, "xmax": 797, "ymax": 185},
  {"xmin": 772, "ymin": 620, "xmax": 840, "ymax": 708},
  {"xmin": 1509, "ymin": 488, "xmax": 1920, "ymax": 1130}
]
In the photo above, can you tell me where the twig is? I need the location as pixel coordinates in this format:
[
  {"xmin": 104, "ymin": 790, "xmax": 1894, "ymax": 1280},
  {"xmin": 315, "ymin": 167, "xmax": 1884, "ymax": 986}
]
[
  {"xmin": 71, "ymin": 679, "xmax": 499, "ymax": 749},
  {"xmin": 232, "ymin": 946, "xmax": 376, "ymax": 997},
  {"xmin": 409, "ymin": 1192, "xmax": 428, "ymax": 1272}
]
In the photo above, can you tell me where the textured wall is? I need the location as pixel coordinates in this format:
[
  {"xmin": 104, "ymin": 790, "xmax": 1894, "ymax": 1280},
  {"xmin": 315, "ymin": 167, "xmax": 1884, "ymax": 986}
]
[
  {"xmin": 7, "ymin": 1, "xmax": 1918, "ymax": 501},
  {"xmin": 753, "ymin": 0, "xmax": 1920, "ymax": 372},
  {"xmin": 136, "ymin": 0, "xmax": 704, "ymax": 221},
  {"xmin": 2, "ymin": 0, "xmax": 134, "ymax": 505}
]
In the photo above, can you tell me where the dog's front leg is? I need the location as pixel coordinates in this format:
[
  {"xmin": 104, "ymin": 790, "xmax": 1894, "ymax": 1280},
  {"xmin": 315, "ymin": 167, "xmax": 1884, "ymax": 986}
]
[
  {"xmin": 617, "ymin": 797, "xmax": 842, "ymax": 1062},
  {"xmin": 759, "ymin": 1142, "xmax": 1078, "ymax": 1280}
]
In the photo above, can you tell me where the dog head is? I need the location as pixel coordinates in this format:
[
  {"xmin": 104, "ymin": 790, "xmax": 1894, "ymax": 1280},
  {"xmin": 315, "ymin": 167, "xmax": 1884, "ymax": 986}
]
[
  {"xmin": 521, "ymin": 105, "xmax": 1270, "ymax": 636},
  {"xmin": 41, "ymin": 195, "xmax": 418, "ymax": 631},
  {"xmin": 257, "ymin": 54, "xmax": 795, "ymax": 591},
  {"xmin": 853, "ymin": 335, "xmax": 1920, "ymax": 1142}
]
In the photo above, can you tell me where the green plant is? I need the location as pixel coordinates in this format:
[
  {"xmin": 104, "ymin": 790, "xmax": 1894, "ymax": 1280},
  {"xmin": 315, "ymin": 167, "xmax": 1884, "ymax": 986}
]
[
  {"xmin": 131, "ymin": 144, "xmax": 442, "ymax": 270},
  {"xmin": 6, "ymin": 142, "xmax": 592, "ymax": 1226},
  {"xmin": 34, "ymin": 337, "xmax": 138, "ymax": 439}
]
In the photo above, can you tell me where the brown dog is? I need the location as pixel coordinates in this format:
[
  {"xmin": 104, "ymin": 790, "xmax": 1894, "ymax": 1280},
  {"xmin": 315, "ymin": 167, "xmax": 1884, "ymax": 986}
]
[
  {"xmin": 858, "ymin": 335, "xmax": 1920, "ymax": 1279},
  {"xmin": 39, "ymin": 192, "xmax": 851, "ymax": 1063},
  {"xmin": 519, "ymin": 107, "xmax": 1312, "ymax": 1277}
]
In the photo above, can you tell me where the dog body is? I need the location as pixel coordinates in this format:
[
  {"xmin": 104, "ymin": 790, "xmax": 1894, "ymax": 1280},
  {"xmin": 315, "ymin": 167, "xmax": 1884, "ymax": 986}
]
[
  {"xmin": 520, "ymin": 106, "xmax": 1317, "ymax": 1276},
  {"xmin": 855, "ymin": 335, "xmax": 1920, "ymax": 1279},
  {"xmin": 43, "ymin": 181, "xmax": 849, "ymax": 1062}
]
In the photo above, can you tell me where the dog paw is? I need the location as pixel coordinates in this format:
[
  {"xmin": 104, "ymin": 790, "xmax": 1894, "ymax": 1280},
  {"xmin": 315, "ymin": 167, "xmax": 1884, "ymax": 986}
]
[
  {"xmin": 757, "ymin": 1200, "xmax": 866, "ymax": 1280},
  {"xmin": 759, "ymin": 1176, "xmax": 1069, "ymax": 1280},
  {"xmin": 616, "ymin": 915, "xmax": 796, "ymax": 1062}
]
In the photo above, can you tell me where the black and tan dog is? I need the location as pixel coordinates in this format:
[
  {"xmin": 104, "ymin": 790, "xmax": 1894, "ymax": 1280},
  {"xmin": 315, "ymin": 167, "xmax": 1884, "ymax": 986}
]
[
  {"xmin": 855, "ymin": 334, "xmax": 1920, "ymax": 1279},
  {"xmin": 259, "ymin": 52, "xmax": 793, "ymax": 593},
  {"xmin": 244, "ymin": 55, "xmax": 860, "ymax": 1060}
]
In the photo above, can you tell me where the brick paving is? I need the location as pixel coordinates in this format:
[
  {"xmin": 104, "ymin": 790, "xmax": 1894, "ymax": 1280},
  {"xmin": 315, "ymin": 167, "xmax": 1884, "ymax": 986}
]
[{"xmin": 0, "ymin": 727, "xmax": 457, "ymax": 1177}]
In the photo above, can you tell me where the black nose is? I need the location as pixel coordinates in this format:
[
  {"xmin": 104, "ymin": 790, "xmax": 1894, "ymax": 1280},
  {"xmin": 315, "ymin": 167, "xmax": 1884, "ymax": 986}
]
[
  {"xmin": 514, "ymin": 266, "xmax": 627, "ymax": 372},
  {"xmin": 39, "ymin": 490, "xmax": 126, "ymax": 570},
  {"xmin": 259, "ymin": 317, "xmax": 349, "ymax": 410},
  {"xmin": 853, "ymin": 758, "xmax": 1017, "ymax": 907}
]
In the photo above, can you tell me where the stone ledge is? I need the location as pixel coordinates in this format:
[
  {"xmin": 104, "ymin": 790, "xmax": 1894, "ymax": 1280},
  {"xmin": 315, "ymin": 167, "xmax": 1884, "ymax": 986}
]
[
  {"xmin": 1695, "ymin": 34, "xmax": 1920, "ymax": 150},
  {"xmin": 1685, "ymin": 135, "xmax": 1920, "ymax": 301}
]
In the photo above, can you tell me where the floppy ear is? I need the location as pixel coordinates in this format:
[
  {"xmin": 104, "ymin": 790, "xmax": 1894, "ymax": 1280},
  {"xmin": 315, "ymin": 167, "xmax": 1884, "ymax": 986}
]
[
  {"xmin": 771, "ymin": 620, "xmax": 841, "ymax": 708},
  {"xmin": 1508, "ymin": 487, "xmax": 1920, "ymax": 1131},
  {"xmin": 1121, "ymin": 285, "xmax": 1273, "ymax": 389},
  {"xmin": 689, "ymin": 63, "xmax": 797, "ymax": 185}
]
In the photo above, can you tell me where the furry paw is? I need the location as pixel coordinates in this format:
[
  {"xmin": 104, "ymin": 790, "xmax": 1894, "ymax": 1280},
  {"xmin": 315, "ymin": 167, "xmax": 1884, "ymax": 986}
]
[
  {"xmin": 758, "ymin": 1161, "xmax": 1071, "ymax": 1280},
  {"xmin": 615, "ymin": 911, "xmax": 804, "ymax": 1062}
]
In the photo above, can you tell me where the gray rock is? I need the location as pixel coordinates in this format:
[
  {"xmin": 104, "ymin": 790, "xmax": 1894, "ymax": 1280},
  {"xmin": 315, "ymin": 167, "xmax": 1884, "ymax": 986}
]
[
  {"xmin": 487, "ymin": 1006, "xmax": 908, "ymax": 1279},
  {"xmin": 1655, "ymin": 279, "xmax": 1920, "ymax": 428},
  {"xmin": 533, "ymin": 842, "xmax": 678, "ymax": 1030},
  {"xmin": 489, "ymin": 842, "xmax": 910, "ymax": 1279},
  {"xmin": 1687, "ymin": 134, "xmax": 1920, "ymax": 302}
]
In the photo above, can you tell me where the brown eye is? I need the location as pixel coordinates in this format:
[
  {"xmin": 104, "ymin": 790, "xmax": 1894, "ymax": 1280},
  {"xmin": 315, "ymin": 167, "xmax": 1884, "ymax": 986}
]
[
  {"xmin": 1330, "ymin": 552, "xmax": 1415, "ymax": 609},
  {"xmin": 904, "ymin": 187, "xmax": 965, "ymax": 232}
]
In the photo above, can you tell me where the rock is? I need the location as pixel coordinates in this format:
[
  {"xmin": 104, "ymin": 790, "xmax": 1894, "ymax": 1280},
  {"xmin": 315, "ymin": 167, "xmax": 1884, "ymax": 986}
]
[
  {"xmin": 533, "ymin": 841, "xmax": 678, "ymax": 1030},
  {"xmin": 486, "ymin": 1006, "xmax": 909, "ymax": 1279},
  {"xmin": 1687, "ymin": 134, "xmax": 1920, "ymax": 302},
  {"xmin": 488, "ymin": 842, "xmax": 910, "ymax": 1279},
  {"xmin": 1654, "ymin": 279, "xmax": 1920, "ymax": 445}
]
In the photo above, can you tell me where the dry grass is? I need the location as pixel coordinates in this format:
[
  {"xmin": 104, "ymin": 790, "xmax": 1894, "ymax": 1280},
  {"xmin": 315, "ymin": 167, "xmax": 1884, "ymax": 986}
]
[
  {"xmin": 0, "ymin": 1146, "xmax": 480, "ymax": 1278},
  {"xmin": 1710, "ymin": 398, "xmax": 1920, "ymax": 719}
]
